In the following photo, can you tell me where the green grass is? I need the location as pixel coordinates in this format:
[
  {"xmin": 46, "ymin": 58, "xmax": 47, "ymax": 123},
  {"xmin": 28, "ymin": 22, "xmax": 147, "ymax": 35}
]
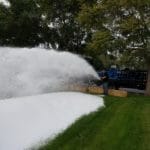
[{"xmin": 37, "ymin": 95, "xmax": 150, "ymax": 150}]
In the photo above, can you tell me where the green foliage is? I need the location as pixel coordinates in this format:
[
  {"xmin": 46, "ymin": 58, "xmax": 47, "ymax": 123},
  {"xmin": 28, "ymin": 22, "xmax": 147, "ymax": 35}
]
[
  {"xmin": 85, "ymin": 56, "xmax": 104, "ymax": 70},
  {"xmin": 78, "ymin": 0, "xmax": 150, "ymax": 67},
  {"xmin": 0, "ymin": 0, "xmax": 42, "ymax": 47},
  {"xmin": 0, "ymin": 0, "xmax": 89, "ymax": 51},
  {"xmin": 0, "ymin": 0, "xmax": 149, "ymax": 69},
  {"xmin": 87, "ymin": 31, "xmax": 113, "ymax": 55},
  {"xmin": 118, "ymin": 50, "xmax": 147, "ymax": 69},
  {"xmin": 37, "ymin": 0, "xmax": 87, "ymax": 52}
]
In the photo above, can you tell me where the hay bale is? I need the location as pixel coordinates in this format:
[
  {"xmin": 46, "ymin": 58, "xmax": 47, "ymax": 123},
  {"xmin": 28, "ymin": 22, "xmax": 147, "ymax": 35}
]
[
  {"xmin": 70, "ymin": 85, "xmax": 88, "ymax": 92},
  {"xmin": 88, "ymin": 86, "xmax": 104, "ymax": 94},
  {"xmin": 108, "ymin": 89, "xmax": 127, "ymax": 97},
  {"xmin": 77, "ymin": 86, "xmax": 88, "ymax": 92},
  {"xmin": 69, "ymin": 85, "xmax": 127, "ymax": 97}
]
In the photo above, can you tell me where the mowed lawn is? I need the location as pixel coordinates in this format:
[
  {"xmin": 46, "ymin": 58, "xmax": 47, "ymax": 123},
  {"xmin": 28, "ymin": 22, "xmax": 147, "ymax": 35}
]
[{"xmin": 38, "ymin": 95, "xmax": 150, "ymax": 150}]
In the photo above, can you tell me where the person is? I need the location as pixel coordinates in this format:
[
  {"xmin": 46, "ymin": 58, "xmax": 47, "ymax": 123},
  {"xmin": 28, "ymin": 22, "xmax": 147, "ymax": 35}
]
[
  {"xmin": 108, "ymin": 66, "xmax": 119, "ymax": 90},
  {"xmin": 101, "ymin": 68, "xmax": 109, "ymax": 95}
]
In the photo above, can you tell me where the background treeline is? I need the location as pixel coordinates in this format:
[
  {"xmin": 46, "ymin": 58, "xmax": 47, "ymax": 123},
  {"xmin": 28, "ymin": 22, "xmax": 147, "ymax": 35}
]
[
  {"xmin": 0, "ymin": 0, "xmax": 149, "ymax": 68},
  {"xmin": 0, "ymin": 0, "xmax": 150, "ymax": 94},
  {"xmin": 0, "ymin": 0, "xmax": 89, "ymax": 52}
]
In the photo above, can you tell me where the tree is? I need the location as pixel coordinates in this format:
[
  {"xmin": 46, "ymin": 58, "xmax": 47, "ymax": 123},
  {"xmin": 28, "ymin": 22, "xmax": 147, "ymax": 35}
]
[
  {"xmin": 78, "ymin": 0, "xmax": 150, "ymax": 95},
  {"xmin": 0, "ymin": 3, "xmax": 10, "ymax": 45},
  {"xmin": 0, "ymin": 0, "xmax": 42, "ymax": 47},
  {"xmin": 36, "ymin": 0, "xmax": 87, "ymax": 53}
]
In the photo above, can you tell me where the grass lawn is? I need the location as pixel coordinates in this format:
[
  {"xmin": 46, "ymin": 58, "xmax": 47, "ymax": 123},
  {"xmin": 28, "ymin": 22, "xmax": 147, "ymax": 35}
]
[{"xmin": 37, "ymin": 95, "xmax": 150, "ymax": 150}]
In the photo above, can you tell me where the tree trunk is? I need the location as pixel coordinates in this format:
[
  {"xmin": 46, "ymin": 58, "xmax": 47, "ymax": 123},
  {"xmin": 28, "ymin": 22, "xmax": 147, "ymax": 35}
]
[{"xmin": 145, "ymin": 67, "xmax": 150, "ymax": 96}]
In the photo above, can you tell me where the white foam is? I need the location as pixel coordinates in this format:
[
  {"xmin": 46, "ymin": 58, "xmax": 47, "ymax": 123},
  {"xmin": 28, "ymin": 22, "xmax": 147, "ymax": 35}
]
[
  {"xmin": 0, "ymin": 92, "xmax": 104, "ymax": 150},
  {"xmin": 0, "ymin": 47, "xmax": 99, "ymax": 99}
]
